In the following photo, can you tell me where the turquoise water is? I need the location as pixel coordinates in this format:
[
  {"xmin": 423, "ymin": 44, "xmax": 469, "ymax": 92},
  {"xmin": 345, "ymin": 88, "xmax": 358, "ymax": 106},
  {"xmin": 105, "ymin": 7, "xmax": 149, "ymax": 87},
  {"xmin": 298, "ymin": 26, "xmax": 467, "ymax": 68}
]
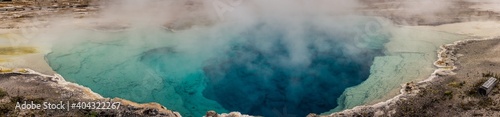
[{"xmin": 46, "ymin": 17, "xmax": 390, "ymax": 117}]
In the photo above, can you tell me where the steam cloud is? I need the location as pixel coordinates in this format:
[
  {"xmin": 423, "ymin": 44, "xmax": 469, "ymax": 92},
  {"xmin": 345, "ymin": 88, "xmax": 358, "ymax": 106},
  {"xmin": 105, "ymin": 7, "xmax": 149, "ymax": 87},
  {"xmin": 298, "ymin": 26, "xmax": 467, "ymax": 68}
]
[{"xmin": 38, "ymin": 0, "xmax": 469, "ymax": 116}]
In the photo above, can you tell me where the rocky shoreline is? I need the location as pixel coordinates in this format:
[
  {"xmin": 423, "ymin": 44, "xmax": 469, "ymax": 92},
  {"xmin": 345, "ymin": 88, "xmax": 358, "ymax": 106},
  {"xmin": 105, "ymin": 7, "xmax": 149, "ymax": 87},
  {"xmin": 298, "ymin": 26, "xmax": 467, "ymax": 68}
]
[
  {"xmin": 325, "ymin": 38, "xmax": 500, "ymax": 117},
  {"xmin": 318, "ymin": 38, "xmax": 466, "ymax": 117},
  {"xmin": 0, "ymin": 68, "xmax": 181, "ymax": 116}
]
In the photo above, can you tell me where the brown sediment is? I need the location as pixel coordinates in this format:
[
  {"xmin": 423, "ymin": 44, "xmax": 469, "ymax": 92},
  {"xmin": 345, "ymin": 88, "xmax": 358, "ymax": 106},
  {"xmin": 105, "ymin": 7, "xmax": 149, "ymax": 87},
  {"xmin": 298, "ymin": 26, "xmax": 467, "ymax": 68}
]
[{"xmin": 358, "ymin": 0, "xmax": 500, "ymax": 26}]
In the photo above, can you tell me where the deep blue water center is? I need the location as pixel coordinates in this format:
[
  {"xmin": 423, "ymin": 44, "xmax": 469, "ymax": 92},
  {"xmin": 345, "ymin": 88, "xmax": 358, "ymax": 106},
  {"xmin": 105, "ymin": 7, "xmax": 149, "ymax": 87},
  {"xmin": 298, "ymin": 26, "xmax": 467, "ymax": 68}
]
[
  {"xmin": 47, "ymin": 17, "xmax": 389, "ymax": 117},
  {"xmin": 201, "ymin": 23, "xmax": 385, "ymax": 116}
]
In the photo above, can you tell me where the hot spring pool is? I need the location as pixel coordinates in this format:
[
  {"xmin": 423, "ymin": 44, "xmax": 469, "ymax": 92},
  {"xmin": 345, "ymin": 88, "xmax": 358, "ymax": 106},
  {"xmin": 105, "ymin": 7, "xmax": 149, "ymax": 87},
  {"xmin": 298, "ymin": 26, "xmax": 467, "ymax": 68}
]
[{"xmin": 46, "ymin": 17, "xmax": 390, "ymax": 117}]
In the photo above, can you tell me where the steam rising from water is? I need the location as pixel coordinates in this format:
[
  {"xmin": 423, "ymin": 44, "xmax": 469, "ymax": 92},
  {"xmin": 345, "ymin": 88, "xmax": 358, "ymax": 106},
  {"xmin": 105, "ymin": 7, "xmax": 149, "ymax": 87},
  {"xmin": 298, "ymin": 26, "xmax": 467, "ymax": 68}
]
[
  {"xmin": 42, "ymin": 0, "xmax": 393, "ymax": 116},
  {"xmin": 200, "ymin": 18, "xmax": 388, "ymax": 116}
]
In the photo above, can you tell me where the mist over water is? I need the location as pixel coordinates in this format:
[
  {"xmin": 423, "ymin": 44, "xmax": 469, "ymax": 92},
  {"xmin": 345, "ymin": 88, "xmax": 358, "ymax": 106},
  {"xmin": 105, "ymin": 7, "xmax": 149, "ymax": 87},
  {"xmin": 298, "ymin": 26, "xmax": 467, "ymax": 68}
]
[
  {"xmin": 42, "ymin": 0, "xmax": 393, "ymax": 116},
  {"xmin": 46, "ymin": 16, "xmax": 389, "ymax": 117},
  {"xmin": 201, "ymin": 19, "xmax": 388, "ymax": 116}
]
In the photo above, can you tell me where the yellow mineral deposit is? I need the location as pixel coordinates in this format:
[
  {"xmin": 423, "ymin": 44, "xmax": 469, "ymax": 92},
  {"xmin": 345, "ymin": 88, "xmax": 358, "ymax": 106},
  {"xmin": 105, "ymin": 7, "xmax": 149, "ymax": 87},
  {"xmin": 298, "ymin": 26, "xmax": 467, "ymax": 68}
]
[
  {"xmin": 0, "ymin": 46, "xmax": 37, "ymax": 55},
  {"xmin": 0, "ymin": 68, "xmax": 13, "ymax": 73},
  {"xmin": 16, "ymin": 68, "xmax": 28, "ymax": 73},
  {"xmin": 0, "ymin": 58, "xmax": 7, "ymax": 62},
  {"xmin": 0, "ymin": 32, "xmax": 37, "ymax": 55}
]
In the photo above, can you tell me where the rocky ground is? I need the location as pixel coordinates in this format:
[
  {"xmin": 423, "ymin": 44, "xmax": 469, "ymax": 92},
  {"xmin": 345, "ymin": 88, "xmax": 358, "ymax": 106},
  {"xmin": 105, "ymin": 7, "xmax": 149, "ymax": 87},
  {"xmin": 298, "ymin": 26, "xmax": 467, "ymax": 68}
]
[
  {"xmin": 324, "ymin": 39, "xmax": 500, "ymax": 117},
  {"xmin": 405, "ymin": 39, "xmax": 500, "ymax": 117},
  {"xmin": 359, "ymin": 0, "xmax": 500, "ymax": 26},
  {"xmin": 0, "ymin": 1, "xmax": 99, "ymax": 30},
  {"xmin": 0, "ymin": 69, "xmax": 181, "ymax": 116}
]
